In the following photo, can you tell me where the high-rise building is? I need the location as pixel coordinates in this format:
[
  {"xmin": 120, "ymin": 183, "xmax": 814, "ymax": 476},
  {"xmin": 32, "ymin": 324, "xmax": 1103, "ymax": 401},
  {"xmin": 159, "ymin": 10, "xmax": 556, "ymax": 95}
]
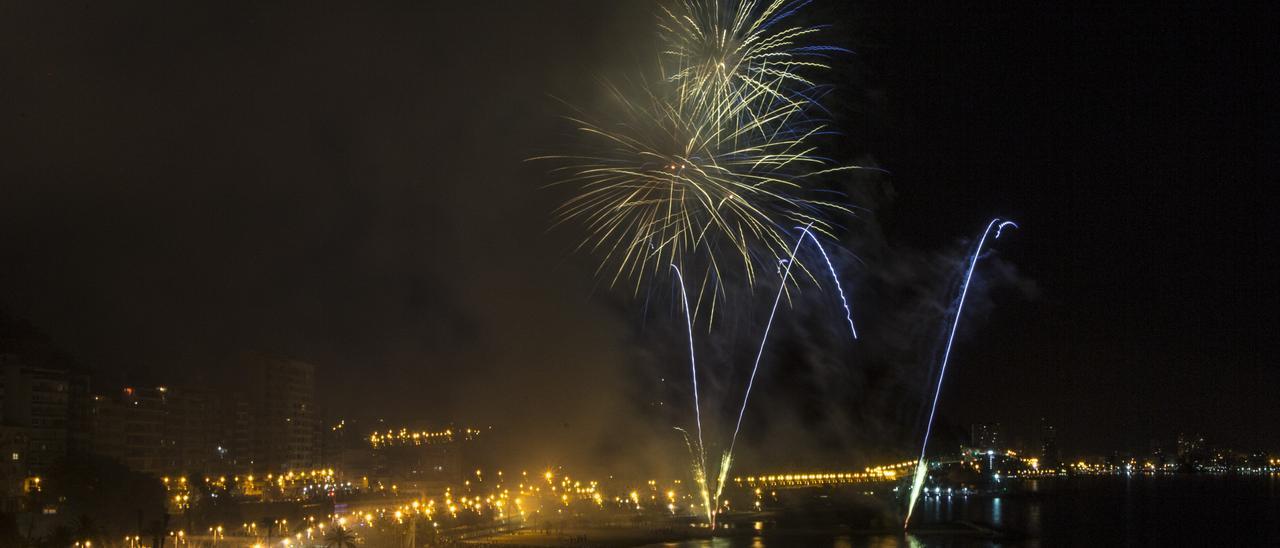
[
  {"xmin": 83, "ymin": 383, "xmax": 259, "ymax": 478},
  {"xmin": 0, "ymin": 318, "xmax": 328, "ymax": 484},
  {"xmin": 85, "ymin": 392, "xmax": 126, "ymax": 464},
  {"xmin": 1039, "ymin": 418, "xmax": 1060, "ymax": 466},
  {"xmin": 241, "ymin": 354, "xmax": 317, "ymax": 473},
  {"xmin": 0, "ymin": 357, "xmax": 69, "ymax": 474},
  {"xmin": 0, "ymin": 344, "xmax": 320, "ymax": 481},
  {"xmin": 970, "ymin": 422, "xmax": 1001, "ymax": 451},
  {"xmin": 0, "ymin": 425, "xmax": 29, "ymax": 512},
  {"xmin": 199, "ymin": 391, "xmax": 252, "ymax": 475},
  {"xmin": 72, "ymin": 354, "xmax": 317, "ymax": 478},
  {"xmin": 66, "ymin": 372, "xmax": 93, "ymax": 453},
  {"xmin": 164, "ymin": 386, "xmax": 224, "ymax": 474},
  {"xmin": 1176, "ymin": 432, "xmax": 1207, "ymax": 466},
  {"xmin": 118, "ymin": 386, "xmax": 167, "ymax": 475}
]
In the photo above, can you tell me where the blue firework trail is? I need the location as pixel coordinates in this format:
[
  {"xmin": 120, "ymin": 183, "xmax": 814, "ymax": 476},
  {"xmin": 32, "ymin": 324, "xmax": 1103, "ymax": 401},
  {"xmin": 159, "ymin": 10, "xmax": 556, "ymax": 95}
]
[
  {"xmin": 670, "ymin": 264, "xmax": 713, "ymax": 523},
  {"xmin": 728, "ymin": 223, "xmax": 812, "ymax": 456},
  {"xmin": 796, "ymin": 225, "xmax": 859, "ymax": 341},
  {"xmin": 904, "ymin": 218, "xmax": 1018, "ymax": 528}
]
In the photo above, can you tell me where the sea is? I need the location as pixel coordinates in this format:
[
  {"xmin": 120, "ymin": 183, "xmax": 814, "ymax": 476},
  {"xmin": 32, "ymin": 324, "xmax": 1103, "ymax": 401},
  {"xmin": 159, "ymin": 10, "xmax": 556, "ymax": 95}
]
[{"xmin": 646, "ymin": 475, "xmax": 1280, "ymax": 547}]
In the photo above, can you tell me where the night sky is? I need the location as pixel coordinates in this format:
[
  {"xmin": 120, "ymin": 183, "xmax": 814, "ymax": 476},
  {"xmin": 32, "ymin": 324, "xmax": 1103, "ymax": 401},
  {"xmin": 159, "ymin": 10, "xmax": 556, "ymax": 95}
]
[{"xmin": 1, "ymin": 1, "xmax": 1270, "ymax": 466}]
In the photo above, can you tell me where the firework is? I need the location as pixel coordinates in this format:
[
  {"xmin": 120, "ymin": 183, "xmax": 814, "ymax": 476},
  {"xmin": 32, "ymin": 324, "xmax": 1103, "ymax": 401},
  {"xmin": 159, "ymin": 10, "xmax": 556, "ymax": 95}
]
[
  {"xmin": 904, "ymin": 218, "xmax": 1018, "ymax": 528},
  {"xmin": 543, "ymin": 81, "xmax": 850, "ymax": 315},
  {"xmin": 540, "ymin": 0, "xmax": 866, "ymax": 529},
  {"xmin": 540, "ymin": 0, "xmax": 860, "ymax": 318},
  {"xmin": 659, "ymin": 0, "xmax": 845, "ymax": 134}
]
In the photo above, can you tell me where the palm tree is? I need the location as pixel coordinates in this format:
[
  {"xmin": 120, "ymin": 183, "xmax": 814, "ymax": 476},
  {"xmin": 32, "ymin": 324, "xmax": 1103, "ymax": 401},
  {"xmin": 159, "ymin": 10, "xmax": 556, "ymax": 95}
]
[
  {"xmin": 73, "ymin": 514, "xmax": 100, "ymax": 546},
  {"xmin": 259, "ymin": 516, "xmax": 276, "ymax": 545},
  {"xmin": 324, "ymin": 526, "xmax": 358, "ymax": 548}
]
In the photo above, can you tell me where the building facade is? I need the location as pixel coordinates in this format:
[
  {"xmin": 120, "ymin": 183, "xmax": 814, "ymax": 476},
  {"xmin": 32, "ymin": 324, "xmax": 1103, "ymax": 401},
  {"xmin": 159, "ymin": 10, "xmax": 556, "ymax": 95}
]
[
  {"xmin": 242, "ymin": 354, "xmax": 318, "ymax": 473},
  {"xmin": 0, "ymin": 358, "xmax": 69, "ymax": 474}
]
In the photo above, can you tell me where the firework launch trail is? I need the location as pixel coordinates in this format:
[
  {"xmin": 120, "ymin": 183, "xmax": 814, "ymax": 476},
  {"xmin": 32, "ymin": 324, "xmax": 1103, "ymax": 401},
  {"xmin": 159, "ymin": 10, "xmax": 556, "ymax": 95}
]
[{"xmin": 904, "ymin": 218, "xmax": 1018, "ymax": 528}]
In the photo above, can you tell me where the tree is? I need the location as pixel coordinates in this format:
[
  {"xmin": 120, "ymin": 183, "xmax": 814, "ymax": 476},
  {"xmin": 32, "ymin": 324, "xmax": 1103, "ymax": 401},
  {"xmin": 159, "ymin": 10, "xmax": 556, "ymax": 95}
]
[
  {"xmin": 41, "ymin": 452, "xmax": 167, "ymax": 540},
  {"xmin": 35, "ymin": 525, "xmax": 70, "ymax": 548},
  {"xmin": 73, "ymin": 514, "xmax": 102, "ymax": 547},
  {"xmin": 324, "ymin": 525, "xmax": 358, "ymax": 547},
  {"xmin": 0, "ymin": 513, "xmax": 24, "ymax": 548},
  {"xmin": 259, "ymin": 516, "xmax": 276, "ymax": 545}
]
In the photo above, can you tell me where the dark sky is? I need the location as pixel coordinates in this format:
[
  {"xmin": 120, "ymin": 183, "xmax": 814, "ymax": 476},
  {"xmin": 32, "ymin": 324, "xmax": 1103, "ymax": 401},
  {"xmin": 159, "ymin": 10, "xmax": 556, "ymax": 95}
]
[
  {"xmin": 841, "ymin": 1, "xmax": 1272, "ymax": 455},
  {"xmin": 1, "ymin": 0, "xmax": 1271, "ymax": 464}
]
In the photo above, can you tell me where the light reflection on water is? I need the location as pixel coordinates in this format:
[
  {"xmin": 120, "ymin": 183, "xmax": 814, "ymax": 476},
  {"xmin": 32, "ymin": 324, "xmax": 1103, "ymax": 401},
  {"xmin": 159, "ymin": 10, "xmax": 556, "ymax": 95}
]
[
  {"xmin": 1026, "ymin": 500, "xmax": 1041, "ymax": 535},
  {"xmin": 651, "ymin": 534, "xmax": 965, "ymax": 547},
  {"xmin": 645, "ymin": 475, "xmax": 1280, "ymax": 547},
  {"xmin": 653, "ymin": 536, "xmax": 939, "ymax": 548}
]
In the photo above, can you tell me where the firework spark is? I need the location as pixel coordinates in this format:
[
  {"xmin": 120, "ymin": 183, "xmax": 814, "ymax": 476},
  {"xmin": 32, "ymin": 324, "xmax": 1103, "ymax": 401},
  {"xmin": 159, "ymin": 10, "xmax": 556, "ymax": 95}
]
[{"xmin": 674, "ymin": 427, "xmax": 713, "ymax": 524}]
